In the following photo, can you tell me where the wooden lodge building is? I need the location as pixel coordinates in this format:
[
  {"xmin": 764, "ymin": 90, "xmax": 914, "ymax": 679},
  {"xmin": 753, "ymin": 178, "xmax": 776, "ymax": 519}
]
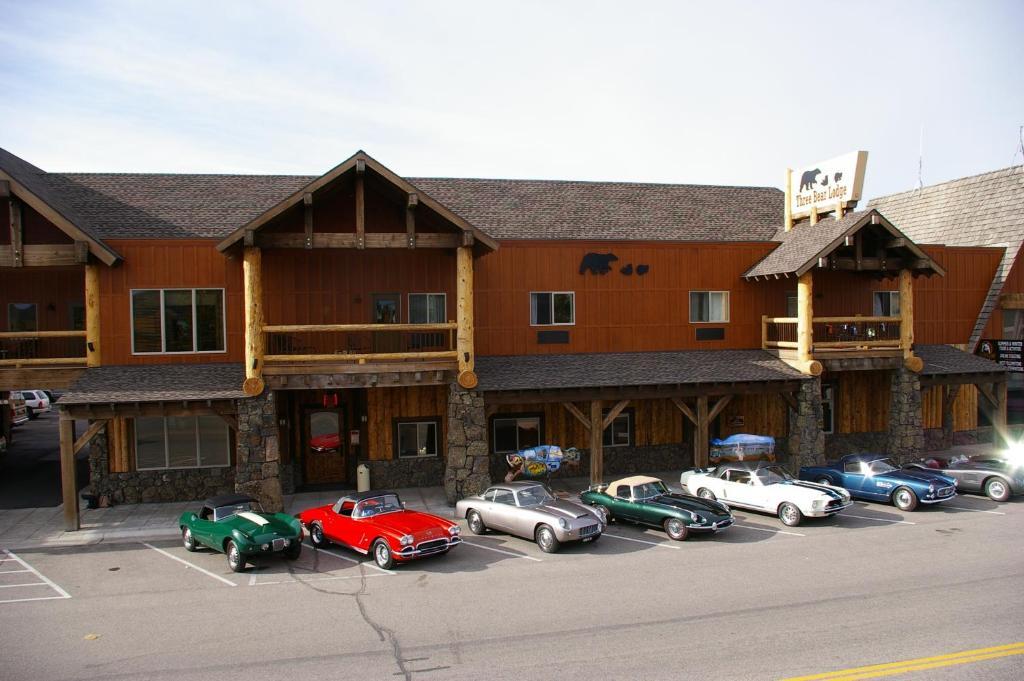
[{"xmin": 0, "ymin": 147, "xmax": 1019, "ymax": 531}]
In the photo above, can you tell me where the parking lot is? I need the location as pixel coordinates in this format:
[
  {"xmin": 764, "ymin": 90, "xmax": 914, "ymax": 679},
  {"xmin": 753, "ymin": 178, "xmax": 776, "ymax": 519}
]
[{"xmin": 0, "ymin": 485, "xmax": 1021, "ymax": 681}]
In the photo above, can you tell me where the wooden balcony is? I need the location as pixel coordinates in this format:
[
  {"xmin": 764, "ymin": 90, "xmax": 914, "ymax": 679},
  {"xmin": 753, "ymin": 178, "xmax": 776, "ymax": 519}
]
[
  {"xmin": 763, "ymin": 314, "xmax": 921, "ymax": 373},
  {"xmin": 0, "ymin": 330, "xmax": 89, "ymax": 390}
]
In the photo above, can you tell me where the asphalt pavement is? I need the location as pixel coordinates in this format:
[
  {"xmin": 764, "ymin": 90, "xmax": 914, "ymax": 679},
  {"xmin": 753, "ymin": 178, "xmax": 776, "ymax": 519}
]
[
  {"xmin": 0, "ymin": 488, "xmax": 1021, "ymax": 680},
  {"xmin": 0, "ymin": 412, "xmax": 89, "ymax": 509}
]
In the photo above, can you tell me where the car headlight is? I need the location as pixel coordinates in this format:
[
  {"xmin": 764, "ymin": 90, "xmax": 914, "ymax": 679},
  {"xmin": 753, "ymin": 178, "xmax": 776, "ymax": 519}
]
[
  {"xmin": 812, "ymin": 500, "xmax": 824, "ymax": 510},
  {"xmin": 691, "ymin": 513, "xmax": 705, "ymax": 524},
  {"xmin": 400, "ymin": 534, "xmax": 414, "ymax": 546},
  {"xmin": 928, "ymin": 483, "xmax": 935, "ymax": 493},
  {"xmin": 448, "ymin": 525, "xmax": 460, "ymax": 536},
  {"xmin": 558, "ymin": 518, "xmax": 569, "ymax": 530},
  {"xmin": 261, "ymin": 543, "xmax": 269, "ymax": 551}
]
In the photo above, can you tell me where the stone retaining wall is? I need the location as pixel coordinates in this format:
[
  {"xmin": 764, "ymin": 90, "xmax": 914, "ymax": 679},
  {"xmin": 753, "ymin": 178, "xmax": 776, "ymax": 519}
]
[
  {"xmin": 444, "ymin": 385, "xmax": 490, "ymax": 503},
  {"xmin": 235, "ymin": 391, "xmax": 284, "ymax": 512},
  {"xmin": 824, "ymin": 431, "xmax": 889, "ymax": 456}
]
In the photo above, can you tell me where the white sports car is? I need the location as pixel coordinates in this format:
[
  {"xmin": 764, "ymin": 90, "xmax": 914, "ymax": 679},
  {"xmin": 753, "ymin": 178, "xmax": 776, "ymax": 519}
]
[{"xmin": 680, "ymin": 461, "xmax": 852, "ymax": 526}]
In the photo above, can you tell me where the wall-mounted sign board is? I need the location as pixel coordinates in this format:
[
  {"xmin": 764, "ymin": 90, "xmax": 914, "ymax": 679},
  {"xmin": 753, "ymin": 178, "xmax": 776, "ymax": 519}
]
[
  {"xmin": 977, "ymin": 339, "xmax": 1022, "ymax": 372},
  {"xmin": 790, "ymin": 151, "xmax": 868, "ymax": 219}
]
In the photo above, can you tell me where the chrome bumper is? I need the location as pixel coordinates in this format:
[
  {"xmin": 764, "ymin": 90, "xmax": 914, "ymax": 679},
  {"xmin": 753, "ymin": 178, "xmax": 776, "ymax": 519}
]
[
  {"xmin": 807, "ymin": 500, "xmax": 853, "ymax": 517},
  {"xmin": 397, "ymin": 536, "xmax": 461, "ymax": 558},
  {"xmin": 921, "ymin": 493, "xmax": 957, "ymax": 504}
]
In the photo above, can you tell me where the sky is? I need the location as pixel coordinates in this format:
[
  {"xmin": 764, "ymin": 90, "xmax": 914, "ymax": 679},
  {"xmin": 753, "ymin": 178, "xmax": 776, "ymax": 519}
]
[{"xmin": 0, "ymin": 0, "xmax": 1022, "ymax": 200}]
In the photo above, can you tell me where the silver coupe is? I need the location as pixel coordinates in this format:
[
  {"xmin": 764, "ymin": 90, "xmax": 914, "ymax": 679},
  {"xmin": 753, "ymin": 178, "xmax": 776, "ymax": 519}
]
[{"xmin": 455, "ymin": 481, "xmax": 605, "ymax": 553}]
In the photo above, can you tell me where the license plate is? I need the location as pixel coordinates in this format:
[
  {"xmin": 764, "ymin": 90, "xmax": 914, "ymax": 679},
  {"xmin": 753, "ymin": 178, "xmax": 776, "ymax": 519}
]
[{"xmin": 272, "ymin": 538, "xmax": 286, "ymax": 551}]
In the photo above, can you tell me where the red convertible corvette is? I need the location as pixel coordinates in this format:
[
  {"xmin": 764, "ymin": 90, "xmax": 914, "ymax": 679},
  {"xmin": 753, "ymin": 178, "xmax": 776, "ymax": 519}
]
[{"xmin": 296, "ymin": 490, "xmax": 461, "ymax": 569}]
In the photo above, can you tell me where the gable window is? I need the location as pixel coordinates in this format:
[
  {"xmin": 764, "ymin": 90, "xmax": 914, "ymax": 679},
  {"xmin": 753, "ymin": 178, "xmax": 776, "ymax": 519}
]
[
  {"xmin": 602, "ymin": 409, "xmax": 632, "ymax": 448},
  {"xmin": 492, "ymin": 415, "xmax": 541, "ymax": 453},
  {"xmin": 530, "ymin": 292, "xmax": 574, "ymax": 325},
  {"xmin": 135, "ymin": 415, "xmax": 230, "ymax": 470},
  {"xmin": 408, "ymin": 293, "xmax": 446, "ymax": 324},
  {"xmin": 395, "ymin": 419, "xmax": 440, "ymax": 458},
  {"xmin": 8, "ymin": 303, "xmax": 37, "ymax": 332},
  {"xmin": 872, "ymin": 291, "xmax": 900, "ymax": 317},
  {"xmin": 689, "ymin": 291, "xmax": 730, "ymax": 323},
  {"xmin": 131, "ymin": 289, "xmax": 225, "ymax": 354}
]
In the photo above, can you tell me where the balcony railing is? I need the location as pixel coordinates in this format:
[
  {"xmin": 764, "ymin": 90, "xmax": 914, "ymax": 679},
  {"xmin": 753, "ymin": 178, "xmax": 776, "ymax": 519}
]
[
  {"xmin": 0, "ymin": 330, "xmax": 87, "ymax": 367},
  {"xmin": 763, "ymin": 316, "xmax": 903, "ymax": 354},
  {"xmin": 263, "ymin": 323, "xmax": 458, "ymax": 364}
]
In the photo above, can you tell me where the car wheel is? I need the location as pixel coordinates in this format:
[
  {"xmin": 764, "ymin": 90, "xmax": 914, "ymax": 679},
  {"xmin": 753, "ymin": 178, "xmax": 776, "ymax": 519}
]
[
  {"xmin": 697, "ymin": 488, "xmax": 716, "ymax": 501},
  {"xmin": 663, "ymin": 517, "xmax": 689, "ymax": 541},
  {"xmin": 372, "ymin": 539, "xmax": 395, "ymax": 570},
  {"xmin": 984, "ymin": 477, "xmax": 1011, "ymax": 502},
  {"xmin": 535, "ymin": 524, "xmax": 560, "ymax": 553},
  {"xmin": 226, "ymin": 540, "xmax": 246, "ymax": 573},
  {"xmin": 285, "ymin": 542, "xmax": 301, "ymax": 560},
  {"xmin": 467, "ymin": 510, "xmax": 487, "ymax": 535},
  {"xmin": 182, "ymin": 527, "xmax": 197, "ymax": 552},
  {"xmin": 778, "ymin": 502, "xmax": 803, "ymax": 527},
  {"xmin": 892, "ymin": 487, "xmax": 918, "ymax": 512},
  {"xmin": 816, "ymin": 478, "xmax": 831, "ymax": 486},
  {"xmin": 309, "ymin": 521, "xmax": 327, "ymax": 547}
]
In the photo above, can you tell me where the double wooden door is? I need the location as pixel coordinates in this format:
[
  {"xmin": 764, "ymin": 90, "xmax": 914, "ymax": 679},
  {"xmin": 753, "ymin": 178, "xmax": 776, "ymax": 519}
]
[{"xmin": 303, "ymin": 408, "xmax": 347, "ymax": 485}]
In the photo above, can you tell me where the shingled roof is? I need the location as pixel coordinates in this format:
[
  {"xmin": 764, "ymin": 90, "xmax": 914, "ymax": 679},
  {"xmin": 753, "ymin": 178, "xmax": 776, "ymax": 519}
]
[
  {"xmin": 475, "ymin": 350, "xmax": 806, "ymax": 393},
  {"xmin": 57, "ymin": 363, "xmax": 246, "ymax": 405},
  {"xmin": 869, "ymin": 166, "xmax": 1024, "ymax": 348},
  {"xmin": 916, "ymin": 344, "xmax": 1007, "ymax": 377}
]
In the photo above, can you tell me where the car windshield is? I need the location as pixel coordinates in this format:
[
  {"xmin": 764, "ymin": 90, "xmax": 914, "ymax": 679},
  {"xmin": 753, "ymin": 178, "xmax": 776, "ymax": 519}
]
[
  {"xmin": 515, "ymin": 485, "xmax": 553, "ymax": 506},
  {"xmin": 866, "ymin": 459, "xmax": 897, "ymax": 474},
  {"xmin": 634, "ymin": 481, "xmax": 668, "ymax": 500},
  {"xmin": 214, "ymin": 501, "xmax": 263, "ymax": 521},
  {"xmin": 756, "ymin": 466, "xmax": 793, "ymax": 485},
  {"xmin": 354, "ymin": 494, "xmax": 403, "ymax": 518}
]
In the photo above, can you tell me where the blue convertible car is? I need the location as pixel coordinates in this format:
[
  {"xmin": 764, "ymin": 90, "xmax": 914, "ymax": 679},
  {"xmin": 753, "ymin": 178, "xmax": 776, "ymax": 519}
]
[{"xmin": 799, "ymin": 454, "xmax": 956, "ymax": 511}]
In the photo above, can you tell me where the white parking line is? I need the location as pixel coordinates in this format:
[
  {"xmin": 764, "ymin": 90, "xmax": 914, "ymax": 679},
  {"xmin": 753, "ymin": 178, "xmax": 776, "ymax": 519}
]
[
  {"xmin": 601, "ymin": 532, "xmax": 681, "ymax": 550},
  {"xmin": 252, "ymin": 573, "xmax": 390, "ymax": 587},
  {"xmin": 141, "ymin": 542, "xmax": 237, "ymax": 587},
  {"xmin": 460, "ymin": 540, "xmax": 544, "ymax": 562},
  {"xmin": 0, "ymin": 569, "xmax": 31, "ymax": 574},
  {"xmin": 733, "ymin": 524, "xmax": 805, "ymax": 537},
  {"xmin": 841, "ymin": 514, "xmax": 916, "ymax": 525},
  {"xmin": 943, "ymin": 505, "xmax": 1006, "ymax": 515},
  {"xmin": 302, "ymin": 543, "xmax": 397, "ymax": 575},
  {"xmin": 0, "ymin": 549, "xmax": 71, "ymax": 603}
]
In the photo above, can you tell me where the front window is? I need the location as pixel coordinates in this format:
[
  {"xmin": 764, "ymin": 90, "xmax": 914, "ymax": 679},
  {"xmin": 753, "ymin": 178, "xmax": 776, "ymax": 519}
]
[
  {"xmin": 755, "ymin": 466, "xmax": 793, "ymax": 485},
  {"xmin": 633, "ymin": 481, "xmax": 669, "ymax": 500},
  {"xmin": 865, "ymin": 458, "xmax": 897, "ymax": 475},
  {"xmin": 603, "ymin": 409, "xmax": 632, "ymax": 447},
  {"xmin": 514, "ymin": 485, "xmax": 553, "ymax": 506},
  {"xmin": 135, "ymin": 415, "xmax": 230, "ymax": 470},
  {"xmin": 530, "ymin": 292, "xmax": 575, "ymax": 325},
  {"xmin": 786, "ymin": 293, "xmax": 798, "ymax": 318},
  {"xmin": 873, "ymin": 291, "xmax": 900, "ymax": 317},
  {"xmin": 131, "ymin": 289, "xmax": 226, "ymax": 354},
  {"xmin": 396, "ymin": 420, "xmax": 439, "ymax": 458},
  {"xmin": 213, "ymin": 500, "xmax": 263, "ymax": 522},
  {"xmin": 408, "ymin": 293, "xmax": 446, "ymax": 324},
  {"xmin": 8, "ymin": 303, "xmax": 37, "ymax": 332},
  {"xmin": 492, "ymin": 415, "xmax": 541, "ymax": 453},
  {"xmin": 689, "ymin": 291, "xmax": 730, "ymax": 323},
  {"xmin": 354, "ymin": 494, "xmax": 403, "ymax": 518}
]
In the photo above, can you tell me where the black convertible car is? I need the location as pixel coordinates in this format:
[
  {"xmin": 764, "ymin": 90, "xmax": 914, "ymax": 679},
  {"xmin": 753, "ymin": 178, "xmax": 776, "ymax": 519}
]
[{"xmin": 904, "ymin": 453, "xmax": 1024, "ymax": 502}]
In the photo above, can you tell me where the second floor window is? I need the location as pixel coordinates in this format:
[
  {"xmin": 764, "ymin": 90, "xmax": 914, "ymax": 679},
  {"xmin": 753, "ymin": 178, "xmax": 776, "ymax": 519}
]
[
  {"xmin": 131, "ymin": 289, "xmax": 225, "ymax": 354},
  {"xmin": 873, "ymin": 291, "xmax": 900, "ymax": 317},
  {"xmin": 530, "ymin": 292, "xmax": 575, "ymax": 325},
  {"xmin": 689, "ymin": 291, "xmax": 730, "ymax": 323},
  {"xmin": 8, "ymin": 303, "xmax": 37, "ymax": 332},
  {"xmin": 408, "ymin": 293, "xmax": 446, "ymax": 324}
]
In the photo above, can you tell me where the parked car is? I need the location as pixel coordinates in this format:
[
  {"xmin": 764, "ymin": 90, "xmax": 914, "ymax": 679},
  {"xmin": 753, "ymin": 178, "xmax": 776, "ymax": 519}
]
[
  {"xmin": 800, "ymin": 454, "xmax": 956, "ymax": 511},
  {"xmin": 455, "ymin": 481, "xmax": 603, "ymax": 552},
  {"xmin": 18, "ymin": 390, "xmax": 50, "ymax": 419},
  {"xmin": 178, "ymin": 493, "xmax": 303, "ymax": 572},
  {"xmin": 297, "ymin": 490, "xmax": 461, "ymax": 569},
  {"xmin": 8, "ymin": 393, "xmax": 29, "ymax": 427},
  {"xmin": 580, "ymin": 475, "xmax": 734, "ymax": 540},
  {"xmin": 904, "ymin": 454, "xmax": 1023, "ymax": 502},
  {"xmin": 682, "ymin": 462, "xmax": 851, "ymax": 527}
]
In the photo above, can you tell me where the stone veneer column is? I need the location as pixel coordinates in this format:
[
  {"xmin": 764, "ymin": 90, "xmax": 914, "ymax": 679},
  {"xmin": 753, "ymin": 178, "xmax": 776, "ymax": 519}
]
[
  {"xmin": 788, "ymin": 377, "xmax": 825, "ymax": 470},
  {"xmin": 887, "ymin": 367, "xmax": 924, "ymax": 464},
  {"xmin": 235, "ymin": 390, "xmax": 284, "ymax": 512},
  {"xmin": 444, "ymin": 384, "xmax": 490, "ymax": 504}
]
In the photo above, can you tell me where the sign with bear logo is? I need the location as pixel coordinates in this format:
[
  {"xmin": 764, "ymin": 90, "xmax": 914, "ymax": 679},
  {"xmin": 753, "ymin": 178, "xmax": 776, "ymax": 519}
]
[{"xmin": 789, "ymin": 151, "xmax": 868, "ymax": 219}]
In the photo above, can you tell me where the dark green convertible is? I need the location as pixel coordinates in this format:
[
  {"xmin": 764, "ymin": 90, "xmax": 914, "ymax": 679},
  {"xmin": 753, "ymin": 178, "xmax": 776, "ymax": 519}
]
[
  {"xmin": 579, "ymin": 475, "xmax": 734, "ymax": 541},
  {"xmin": 178, "ymin": 493, "xmax": 304, "ymax": 572}
]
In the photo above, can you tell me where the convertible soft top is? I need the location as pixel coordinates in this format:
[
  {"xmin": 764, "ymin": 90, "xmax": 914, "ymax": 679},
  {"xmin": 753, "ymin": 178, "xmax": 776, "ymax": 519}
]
[
  {"xmin": 339, "ymin": 490, "xmax": 400, "ymax": 502},
  {"xmin": 204, "ymin": 493, "xmax": 256, "ymax": 509}
]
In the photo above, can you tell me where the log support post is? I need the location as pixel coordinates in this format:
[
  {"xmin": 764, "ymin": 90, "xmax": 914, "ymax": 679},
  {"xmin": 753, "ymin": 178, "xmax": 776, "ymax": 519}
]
[
  {"xmin": 783, "ymin": 168, "xmax": 793, "ymax": 232},
  {"xmin": 899, "ymin": 269, "xmax": 923, "ymax": 372},
  {"xmin": 243, "ymin": 246, "xmax": 265, "ymax": 396},
  {"xmin": 85, "ymin": 263, "xmax": 101, "ymax": 367},
  {"xmin": 456, "ymin": 246, "xmax": 477, "ymax": 389},
  {"xmin": 695, "ymin": 396, "xmax": 710, "ymax": 468},
  {"xmin": 9, "ymin": 196, "xmax": 23, "ymax": 267},
  {"xmin": 589, "ymin": 399, "xmax": 603, "ymax": 484},
  {"xmin": 60, "ymin": 414, "xmax": 79, "ymax": 531},
  {"xmin": 406, "ymin": 193, "xmax": 418, "ymax": 248},
  {"xmin": 785, "ymin": 270, "xmax": 822, "ymax": 376}
]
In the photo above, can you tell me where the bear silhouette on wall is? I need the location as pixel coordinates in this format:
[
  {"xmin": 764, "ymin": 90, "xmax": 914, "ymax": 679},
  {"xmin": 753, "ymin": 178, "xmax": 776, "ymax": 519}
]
[
  {"xmin": 620, "ymin": 264, "xmax": 633, "ymax": 275},
  {"xmin": 637, "ymin": 264, "xmax": 649, "ymax": 275},
  {"xmin": 799, "ymin": 168, "xmax": 821, "ymax": 191},
  {"xmin": 579, "ymin": 252, "xmax": 618, "ymax": 275}
]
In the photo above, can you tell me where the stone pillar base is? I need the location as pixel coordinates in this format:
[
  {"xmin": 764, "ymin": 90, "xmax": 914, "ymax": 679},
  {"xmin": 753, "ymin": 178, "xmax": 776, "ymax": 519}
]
[
  {"xmin": 888, "ymin": 367, "xmax": 924, "ymax": 464},
  {"xmin": 444, "ymin": 384, "xmax": 490, "ymax": 504},
  {"xmin": 235, "ymin": 390, "xmax": 284, "ymax": 512},
  {"xmin": 788, "ymin": 377, "xmax": 825, "ymax": 471}
]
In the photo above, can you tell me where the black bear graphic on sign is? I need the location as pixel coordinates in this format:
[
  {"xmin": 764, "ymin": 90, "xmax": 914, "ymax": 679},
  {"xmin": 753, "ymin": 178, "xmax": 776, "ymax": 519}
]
[
  {"xmin": 579, "ymin": 253, "xmax": 618, "ymax": 275},
  {"xmin": 799, "ymin": 168, "xmax": 821, "ymax": 191}
]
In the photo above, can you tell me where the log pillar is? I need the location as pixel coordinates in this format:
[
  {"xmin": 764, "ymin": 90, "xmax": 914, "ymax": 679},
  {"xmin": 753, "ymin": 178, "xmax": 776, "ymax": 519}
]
[
  {"xmin": 84, "ymin": 263, "xmax": 101, "ymax": 367},
  {"xmin": 456, "ymin": 246, "xmax": 477, "ymax": 389},
  {"xmin": 993, "ymin": 380, "xmax": 1009, "ymax": 449},
  {"xmin": 242, "ymin": 246, "xmax": 265, "ymax": 396},
  {"xmin": 695, "ymin": 395, "xmax": 710, "ymax": 467},
  {"xmin": 589, "ymin": 399, "xmax": 603, "ymax": 484},
  {"xmin": 60, "ymin": 414, "xmax": 79, "ymax": 531},
  {"xmin": 899, "ymin": 269, "xmax": 923, "ymax": 372}
]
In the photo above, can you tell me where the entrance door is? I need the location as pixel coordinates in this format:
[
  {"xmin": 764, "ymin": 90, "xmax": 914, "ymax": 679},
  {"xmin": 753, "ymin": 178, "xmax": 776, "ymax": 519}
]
[
  {"xmin": 303, "ymin": 409, "xmax": 347, "ymax": 485},
  {"xmin": 371, "ymin": 293, "xmax": 402, "ymax": 353}
]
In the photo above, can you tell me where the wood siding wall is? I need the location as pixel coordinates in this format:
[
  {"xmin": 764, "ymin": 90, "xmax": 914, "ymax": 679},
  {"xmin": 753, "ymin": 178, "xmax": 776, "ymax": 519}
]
[
  {"xmin": 366, "ymin": 385, "xmax": 448, "ymax": 461},
  {"xmin": 0, "ymin": 266, "xmax": 83, "ymax": 331},
  {"xmin": 99, "ymin": 240, "xmax": 244, "ymax": 365},
  {"xmin": 0, "ymin": 201, "xmax": 74, "ymax": 246},
  {"xmin": 922, "ymin": 385, "xmax": 978, "ymax": 431},
  {"xmin": 983, "ymin": 253, "xmax": 1024, "ymax": 339}
]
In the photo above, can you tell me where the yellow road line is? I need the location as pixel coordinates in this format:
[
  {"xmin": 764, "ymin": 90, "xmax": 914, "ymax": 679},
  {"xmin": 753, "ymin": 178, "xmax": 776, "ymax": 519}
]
[{"xmin": 782, "ymin": 642, "xmax": 1024, "ymax": 681}]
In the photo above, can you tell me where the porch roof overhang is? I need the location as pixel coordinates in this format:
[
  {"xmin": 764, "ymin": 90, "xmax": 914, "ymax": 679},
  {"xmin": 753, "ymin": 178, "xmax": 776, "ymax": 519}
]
[
  {"xmin": 742, "ymin": 209, "xmax": 945, "ymax": 280},
  {"xmin": 57, "ymin": 363, "xmax": 247, "ymax": 407},
  {"xmin": 215, "ymin": 150, "xmax": 499, "ymax": 254},
  {"xmin": 475, "ymin": 350, "xmax": 808, "ymax": 404},
  {"xmin": 916, "ymin": 344, "xmax": 1008, "ymax": 387}
]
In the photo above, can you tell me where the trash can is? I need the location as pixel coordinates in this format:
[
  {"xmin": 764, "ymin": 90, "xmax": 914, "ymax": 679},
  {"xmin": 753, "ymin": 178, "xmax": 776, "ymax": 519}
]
[{"xmin": 357, "ymin": 463, "xmax": 370, "ymax": 492}]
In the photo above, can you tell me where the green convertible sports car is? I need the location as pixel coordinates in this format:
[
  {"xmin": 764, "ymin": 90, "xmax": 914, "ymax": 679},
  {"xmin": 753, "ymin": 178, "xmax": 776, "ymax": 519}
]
[{"xmin": 178, "ymin": 493, "xmax": 304, "ymax": 572}]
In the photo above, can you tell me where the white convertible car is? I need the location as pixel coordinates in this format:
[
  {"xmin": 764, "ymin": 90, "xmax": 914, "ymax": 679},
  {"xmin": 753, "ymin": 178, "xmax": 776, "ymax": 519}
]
[{"xmin": 680, "ymin": 461, "xmax": 852, "ymax": 526}]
